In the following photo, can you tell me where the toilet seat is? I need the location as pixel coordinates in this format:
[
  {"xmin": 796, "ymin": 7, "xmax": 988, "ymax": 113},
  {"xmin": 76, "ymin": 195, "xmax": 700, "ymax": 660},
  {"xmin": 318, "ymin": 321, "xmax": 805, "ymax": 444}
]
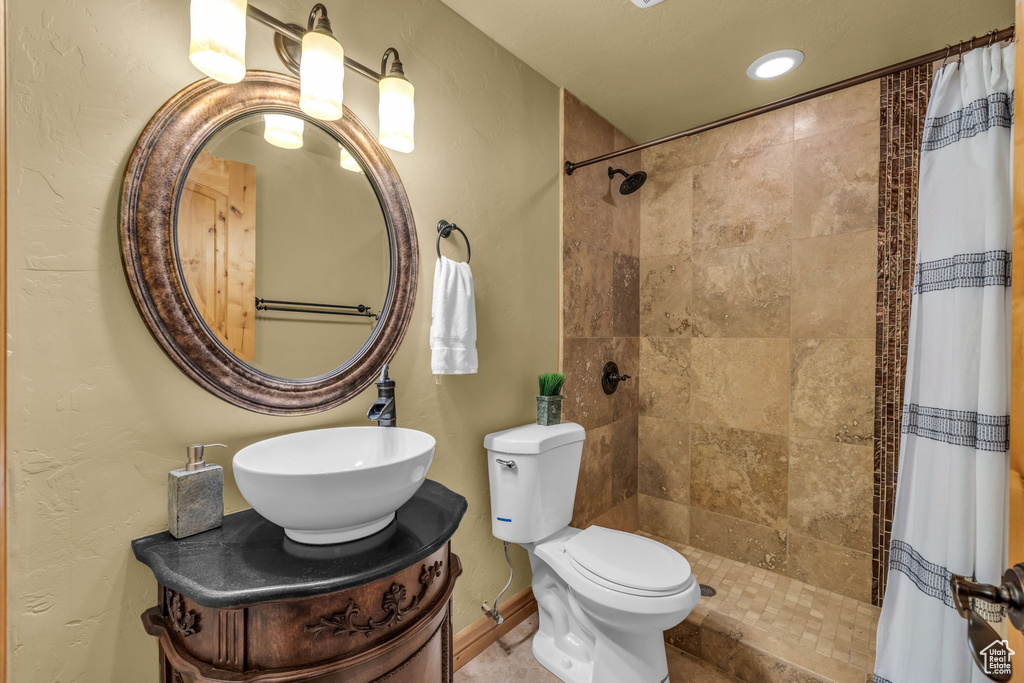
[{"xmin": 563, "ymin": 526, "xmax": 692, "ymax": 597}]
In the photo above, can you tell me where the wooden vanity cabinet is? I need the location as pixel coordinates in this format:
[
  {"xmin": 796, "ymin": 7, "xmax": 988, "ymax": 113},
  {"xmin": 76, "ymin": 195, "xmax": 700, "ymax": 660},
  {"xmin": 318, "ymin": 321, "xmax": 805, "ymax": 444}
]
[{"xmin": 142, "ymin": 544, "xmax": 462, "ymax": 682}]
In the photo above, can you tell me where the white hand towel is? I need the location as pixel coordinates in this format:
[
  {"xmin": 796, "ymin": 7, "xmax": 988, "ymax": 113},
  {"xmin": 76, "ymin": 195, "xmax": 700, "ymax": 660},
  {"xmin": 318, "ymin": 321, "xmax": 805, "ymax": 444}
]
[{"xmin": 430, "ymin": 256, "xmax": 478, "ymax": 374}]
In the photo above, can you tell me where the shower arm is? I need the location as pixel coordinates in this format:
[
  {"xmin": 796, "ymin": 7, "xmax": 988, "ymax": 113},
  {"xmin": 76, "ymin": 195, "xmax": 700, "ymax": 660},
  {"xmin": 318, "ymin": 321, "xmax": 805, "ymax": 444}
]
[{"xmin": 564, "ymin": 25, "xmax": 1014, "ymax": 176}]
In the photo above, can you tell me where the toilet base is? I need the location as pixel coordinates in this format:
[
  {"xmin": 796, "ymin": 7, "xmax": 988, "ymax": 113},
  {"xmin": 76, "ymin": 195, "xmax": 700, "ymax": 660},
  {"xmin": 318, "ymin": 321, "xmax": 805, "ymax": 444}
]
[
  {"xmin": 532, "ymin": 630, "xmax": 593, "ymax": 683},
  {"xmin": 532, "ymin": 625, "xmax": 670, "ymax": 683}
]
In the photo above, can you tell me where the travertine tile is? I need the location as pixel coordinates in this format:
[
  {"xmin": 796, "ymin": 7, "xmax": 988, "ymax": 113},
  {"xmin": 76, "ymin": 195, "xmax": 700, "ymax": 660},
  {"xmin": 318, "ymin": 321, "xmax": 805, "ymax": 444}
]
[
  {"xmin": 562, "ymin": 239, "xmax": 613, "ymax": 338},
  {"xmin": 561, "ymin": 152, "xmax": 615, "ymax": 248},
  {"xmin": 639, "ymin": 337, "xmax": 691, "ymax": 419},
  {"xmin": 693, "ymin": 143, "xmax": 794, "ymax": 250},
  {"xmin": 612, "ymin": 252, "xmax": 639, "ymax": 337},
  {"xmin": 689, "ymin": 507, "xmax": 787, "ymax": 572},
  {"xmin": 693, "ymin": 107, "xmax": 794, "ymax": 165},
  {"xmin": 690, "ymin": 424, "xmax": 789, "ymax": 530},
  {"xmin": 789, "ymin": 438, "xmax": 873, "ymax": 552},
  {"xmin": 612, "ymin": 130, "xmax": 642, "ymax": 258},
  {"xmin": 691, "ymin": 241, "xmax": 791, "ymax": 338},
  {"xmin": 794, "ymin": 81, "xmax": 880, "ymax": 141},
  {"xmin": 788, "ymin": 534, "xmax": 872, "ymax": 603},
  {"xmin": 668, "ymin": 648, "xmax": 743, "ymax": 683},
  {"xmin": 793, "ymin": 122, "xmax": 880, "ymax": 239},
  {"xmin": 611, "ymin": 416, "xmax": 639, "ymax": 505},
  {"xmin": 690, "ymin": 338, "xmax": 790, "ymax": 435},
  {"xmin": 563, "ymin": 90, "xmax": 615, "ymax": 155},
  {"xmin": 455, "ymin": 614, "xmax": 556, "ymax": 683},
  {"xmin": 563, "ymin": 95, "xmax": 639, "ymax": 255},
  {"xmin": 791, "ymin": 339, "xmax": 874, "ymax": 445},
  {"xmin": 611, "ymin": 336, "xmax": 639, "ymax": 421},
  {"xmin": 641, "ymin": 167, "xmax": 693, "ymax": 257},
  {"xmin": 640, "ymin": 254, "xmax": 692, "ymax": 337},
  {"xmin": 589, "ymin": 494, "xmax": 638, "ymax": 533},
  {"xmin": 791, "ymin": 232, "xmax": 876, "ymax": 339},
  {"xmin": 642, "ymin": 136, "xmax": 695, "ymax": 174},
  {"xmin": 562, "ymin": 337, "xmax": 614, "ymax": 430},
  {"xmin": 639, "ymin": 416, "xmax": 690, "ymax": 504},
  {"xmin": 640, "ymin": 493, "xmax": 690, "ymax": 544},
  {"xmin": 571, "ymin": 421, "xmax": 615, "ymax": 527}
]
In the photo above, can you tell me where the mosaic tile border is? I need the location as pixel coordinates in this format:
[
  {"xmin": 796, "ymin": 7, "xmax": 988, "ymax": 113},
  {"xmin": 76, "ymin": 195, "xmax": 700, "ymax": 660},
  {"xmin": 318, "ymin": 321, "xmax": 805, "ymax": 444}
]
[{"xmin": 873, "ymin": 64, "xmax": 933, "ymax": 606}]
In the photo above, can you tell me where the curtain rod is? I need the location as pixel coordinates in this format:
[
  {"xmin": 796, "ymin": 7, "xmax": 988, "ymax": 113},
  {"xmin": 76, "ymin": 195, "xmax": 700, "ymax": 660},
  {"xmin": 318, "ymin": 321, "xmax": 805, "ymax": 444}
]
[{"xmin": 564, "ymin": 25, "xmax": 1015, "ymax": 176}]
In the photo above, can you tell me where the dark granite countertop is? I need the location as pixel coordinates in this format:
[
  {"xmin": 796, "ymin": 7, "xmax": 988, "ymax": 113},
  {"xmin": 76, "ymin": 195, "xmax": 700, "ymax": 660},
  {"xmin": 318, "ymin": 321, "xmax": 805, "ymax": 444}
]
[{"xmin": 132, "ymin": 479, "xmax": 467, "ymax": 608}]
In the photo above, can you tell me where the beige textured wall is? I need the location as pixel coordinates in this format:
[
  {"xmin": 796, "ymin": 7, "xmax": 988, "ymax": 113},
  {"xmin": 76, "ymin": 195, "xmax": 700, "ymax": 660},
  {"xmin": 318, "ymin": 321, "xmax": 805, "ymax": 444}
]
[
  {"xmin": 7, "ymin": 0, "xmax": 559, "ymax": 679},
  {"xmin": 635, "ymin": 82, "xmax": 881, "ymax": 602},
  {"xmin": 559, "ymin": 91, "xmax": 640, "ymax": 533}
]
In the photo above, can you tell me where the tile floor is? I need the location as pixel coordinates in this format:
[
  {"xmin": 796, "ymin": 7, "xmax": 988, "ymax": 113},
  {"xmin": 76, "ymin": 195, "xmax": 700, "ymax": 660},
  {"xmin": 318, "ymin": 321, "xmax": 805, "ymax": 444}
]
[
  {"xmin": 656, "ymin": 535, "xmax": 880, "ymax": 676},
  {"xmin": 455, "ymin": 613, "xmax": 740, "ymax": 683}
]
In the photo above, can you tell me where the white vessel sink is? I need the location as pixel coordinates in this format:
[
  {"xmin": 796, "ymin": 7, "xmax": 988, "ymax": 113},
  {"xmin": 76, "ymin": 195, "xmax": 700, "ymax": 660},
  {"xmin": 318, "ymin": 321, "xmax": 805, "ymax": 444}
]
[{"xmin": 233, "ymin": 427, "xmax": 436, "ymax": 544}]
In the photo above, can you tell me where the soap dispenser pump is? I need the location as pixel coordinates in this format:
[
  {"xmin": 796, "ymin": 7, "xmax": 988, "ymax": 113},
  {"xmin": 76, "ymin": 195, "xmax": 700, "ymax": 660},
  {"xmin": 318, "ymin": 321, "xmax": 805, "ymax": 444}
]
[{"xmin": 169, "ymin": 443, "xmax": 226, "ymax": 539}]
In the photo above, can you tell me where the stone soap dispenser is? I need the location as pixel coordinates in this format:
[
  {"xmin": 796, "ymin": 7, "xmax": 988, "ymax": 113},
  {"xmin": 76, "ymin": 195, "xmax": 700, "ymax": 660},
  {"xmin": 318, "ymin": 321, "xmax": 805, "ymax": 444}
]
[{"xmin": 169, "ymin": 443, "xmax": 227, "ymax": 539}]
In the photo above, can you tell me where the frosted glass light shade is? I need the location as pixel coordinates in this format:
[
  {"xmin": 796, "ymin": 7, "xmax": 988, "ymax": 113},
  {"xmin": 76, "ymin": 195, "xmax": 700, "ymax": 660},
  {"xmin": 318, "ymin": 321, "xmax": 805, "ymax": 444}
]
[
  {"xmin": 300, "ymin": 31, "xmax": 345, "ymax": 121},
  {"xmin": 339, "ymin": 146, "xmax": 362, "ymax": 173},
  {"xmin": 189, "ymin": 0, "xmax": 247, "ymax": 84},
  {"xmin": 264, "ymin": 114, "xmax": 304, "ymax": 149},
  {"xmin": 378, "ymin": 75, "xmax": 415, "ymax": 153}
]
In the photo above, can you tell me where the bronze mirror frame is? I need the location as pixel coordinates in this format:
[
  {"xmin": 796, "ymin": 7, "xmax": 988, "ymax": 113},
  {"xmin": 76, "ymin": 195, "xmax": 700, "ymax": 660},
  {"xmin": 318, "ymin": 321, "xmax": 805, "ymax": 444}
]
[{"xmin": 119, "ymin": 70, "xmax": 417, "ymax": 415}]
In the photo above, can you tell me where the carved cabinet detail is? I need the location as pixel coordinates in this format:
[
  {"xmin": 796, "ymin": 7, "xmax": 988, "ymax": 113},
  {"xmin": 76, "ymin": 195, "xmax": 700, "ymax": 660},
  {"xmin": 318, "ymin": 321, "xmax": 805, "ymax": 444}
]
[{"xmin": 142, "ymin": 545, "xmax": 461, "ymax": 682}]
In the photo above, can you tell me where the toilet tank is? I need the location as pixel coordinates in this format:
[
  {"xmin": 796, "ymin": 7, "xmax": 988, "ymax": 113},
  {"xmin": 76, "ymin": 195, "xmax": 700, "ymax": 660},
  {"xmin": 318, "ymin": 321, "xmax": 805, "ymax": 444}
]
[{"xmin": 484, "ymin": 422, "xmax": 586, "ymax": 544}]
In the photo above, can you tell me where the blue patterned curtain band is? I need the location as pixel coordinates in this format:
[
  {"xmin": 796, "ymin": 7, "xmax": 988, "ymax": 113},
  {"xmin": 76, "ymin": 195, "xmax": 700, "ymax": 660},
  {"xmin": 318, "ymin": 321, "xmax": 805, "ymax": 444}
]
[
  {"xmin": 922, "ymin": 92, "xmax": 1013, "ymax": 152},
  {"xmin": 913, "ymin": 250, "xmax": 1011, "ymax": 294},
  {"xmin": 901, "ymin": 404, "xmax": 1009, "ymax": 452},
  {"xmin": 889, "ymin": 540, "xmax": 1005, "ymax": 623}
]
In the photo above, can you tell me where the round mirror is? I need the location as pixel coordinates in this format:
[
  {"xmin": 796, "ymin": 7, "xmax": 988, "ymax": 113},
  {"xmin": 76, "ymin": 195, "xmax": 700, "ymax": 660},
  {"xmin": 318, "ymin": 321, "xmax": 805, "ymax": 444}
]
[
  {"xmin": 120, "ymin": 72, "xmax": 417, "ymax": 414},
  {"xmin": 179, "ymin": 113, "xmax": 390, "ymax": 379}
]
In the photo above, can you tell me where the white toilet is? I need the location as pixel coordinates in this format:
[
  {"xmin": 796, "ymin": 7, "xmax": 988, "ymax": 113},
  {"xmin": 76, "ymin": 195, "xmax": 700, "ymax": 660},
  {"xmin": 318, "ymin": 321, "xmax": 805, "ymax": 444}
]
[{"xmin": 485, "ymin": 422, "xmax": 699, "ymax": 683}]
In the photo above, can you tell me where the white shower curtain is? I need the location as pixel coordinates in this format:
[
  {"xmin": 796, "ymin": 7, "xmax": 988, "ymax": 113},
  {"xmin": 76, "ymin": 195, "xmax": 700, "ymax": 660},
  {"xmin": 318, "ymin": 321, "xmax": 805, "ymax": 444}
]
[{"xmin": 873, "ymin": 43, "xmax": 1014, "ymax": 683}]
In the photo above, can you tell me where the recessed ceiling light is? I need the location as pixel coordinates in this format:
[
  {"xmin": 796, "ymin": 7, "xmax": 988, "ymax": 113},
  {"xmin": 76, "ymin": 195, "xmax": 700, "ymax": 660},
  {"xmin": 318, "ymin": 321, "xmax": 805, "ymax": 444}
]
[{"xmin": 747, "ymin": 49, "xmax": 805, "ymax": 80}]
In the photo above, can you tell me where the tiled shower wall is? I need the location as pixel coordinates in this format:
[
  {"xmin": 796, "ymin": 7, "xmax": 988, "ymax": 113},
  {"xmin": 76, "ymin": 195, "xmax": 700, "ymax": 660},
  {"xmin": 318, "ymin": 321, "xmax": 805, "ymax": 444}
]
[
  {"xmin": 560, "ymin": 91, "xmax": 642, "ymax": 532},
  {"xmin": 634, "ymin": 82, "xmax": 882, "ymax": 603}
]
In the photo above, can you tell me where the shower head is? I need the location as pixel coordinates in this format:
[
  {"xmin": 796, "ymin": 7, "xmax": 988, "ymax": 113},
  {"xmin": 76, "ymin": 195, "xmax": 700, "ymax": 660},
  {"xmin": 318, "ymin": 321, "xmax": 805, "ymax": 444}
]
[{"xmin": 608, "ymin": 167, "xmax": 648, "ymax": 195}]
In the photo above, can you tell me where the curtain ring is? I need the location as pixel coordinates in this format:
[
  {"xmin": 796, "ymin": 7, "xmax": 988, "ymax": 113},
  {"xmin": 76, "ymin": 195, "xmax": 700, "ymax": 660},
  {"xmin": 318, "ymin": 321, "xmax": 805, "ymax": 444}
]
[{"xmin": 941, "ymin": 44, "xmax": 952, "ymax": 68}]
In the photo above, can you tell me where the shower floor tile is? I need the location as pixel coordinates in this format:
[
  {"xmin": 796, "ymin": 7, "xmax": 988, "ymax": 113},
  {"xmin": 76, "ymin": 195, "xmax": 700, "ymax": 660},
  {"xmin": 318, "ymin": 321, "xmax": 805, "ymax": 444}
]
[{"xmin": 648, "ymin": 534, "xmax": 881, "ymax": 683}]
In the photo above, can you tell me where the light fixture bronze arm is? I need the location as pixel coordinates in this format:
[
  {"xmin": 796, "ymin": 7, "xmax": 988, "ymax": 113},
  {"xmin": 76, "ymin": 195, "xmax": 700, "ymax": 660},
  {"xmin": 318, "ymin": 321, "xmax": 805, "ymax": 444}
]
[{"xmin": 246, "ymin": 2, "xmax": 385, "ymax": 82}]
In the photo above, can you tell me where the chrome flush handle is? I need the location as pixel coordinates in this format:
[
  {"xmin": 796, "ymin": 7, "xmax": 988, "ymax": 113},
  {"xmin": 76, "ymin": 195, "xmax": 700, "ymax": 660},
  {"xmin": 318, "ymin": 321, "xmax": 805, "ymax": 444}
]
[{"xmin": 495, "ymin": 459, "xmax": 517, "ymax": 471}]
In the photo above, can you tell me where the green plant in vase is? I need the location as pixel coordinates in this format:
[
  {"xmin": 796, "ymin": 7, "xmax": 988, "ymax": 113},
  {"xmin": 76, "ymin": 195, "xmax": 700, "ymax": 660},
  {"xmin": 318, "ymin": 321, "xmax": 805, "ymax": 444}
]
[{"xmin": 537, "ymin": 372, "xmax": 565, "ymax": 426}]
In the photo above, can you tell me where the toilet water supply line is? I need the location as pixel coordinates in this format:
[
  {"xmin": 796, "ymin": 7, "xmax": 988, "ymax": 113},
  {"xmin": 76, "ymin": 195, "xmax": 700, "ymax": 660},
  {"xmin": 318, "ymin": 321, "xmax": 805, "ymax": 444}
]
[{"xmin": 482, "ymin": 541, "xmax": 515, "ymax": 624}]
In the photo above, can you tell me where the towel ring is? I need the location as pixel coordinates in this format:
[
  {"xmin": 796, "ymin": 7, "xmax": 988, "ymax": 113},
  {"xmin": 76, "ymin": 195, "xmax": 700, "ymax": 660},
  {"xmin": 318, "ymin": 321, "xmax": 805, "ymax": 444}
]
[{"xmin": 436, "ymin": 219, "xmax": 471, "ymax": 263}]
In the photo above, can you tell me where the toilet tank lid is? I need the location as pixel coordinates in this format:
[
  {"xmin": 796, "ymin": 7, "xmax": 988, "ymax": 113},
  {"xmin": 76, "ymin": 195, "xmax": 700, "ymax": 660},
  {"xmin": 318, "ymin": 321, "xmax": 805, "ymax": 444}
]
[{"xmin": 483, "ymin": 422, "xmax": 585, "ymax": 454}]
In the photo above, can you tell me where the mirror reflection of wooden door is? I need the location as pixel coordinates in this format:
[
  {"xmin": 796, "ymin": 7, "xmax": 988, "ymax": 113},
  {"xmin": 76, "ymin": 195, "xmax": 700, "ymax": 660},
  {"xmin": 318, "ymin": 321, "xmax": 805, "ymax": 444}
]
[{"xmin": 179, "ymin": 150, "xmax": 256, "ymax": 361}]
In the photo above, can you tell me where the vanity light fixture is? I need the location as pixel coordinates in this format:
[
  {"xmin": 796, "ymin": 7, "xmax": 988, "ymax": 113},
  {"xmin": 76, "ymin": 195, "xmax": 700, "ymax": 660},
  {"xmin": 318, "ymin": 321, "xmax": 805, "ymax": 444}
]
[
  {"xmin": 189, "ymin": 0, "xmax": 248, "ymax": 83},
  {"xmin": 747, "ymin": 49, "xmax": 805, "ymax": 80},
  {"xmin": 264, "ymin": 114, "xmax": 304, "ymax": 149},
  {"xmin": 187, "ymin": 1, "xmax": 418, "ymax": 152},
  {"xmin": 299, "ymin": 4, "xmax": 345, "ymax": 121},
  {"xmin": 339, "ymin": 145, "xmax": 362, "ymax": 172},
  {"xmin": 378, "ymin": 48, "xmax": 415, "ymax": 153}
]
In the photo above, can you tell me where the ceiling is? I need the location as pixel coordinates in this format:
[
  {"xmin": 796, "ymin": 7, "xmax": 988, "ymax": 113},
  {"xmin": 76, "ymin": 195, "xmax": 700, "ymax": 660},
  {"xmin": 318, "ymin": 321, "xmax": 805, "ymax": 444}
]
[{"xmin": 437, "ymin": 0, "xmax": 1014, "ymax": 143}]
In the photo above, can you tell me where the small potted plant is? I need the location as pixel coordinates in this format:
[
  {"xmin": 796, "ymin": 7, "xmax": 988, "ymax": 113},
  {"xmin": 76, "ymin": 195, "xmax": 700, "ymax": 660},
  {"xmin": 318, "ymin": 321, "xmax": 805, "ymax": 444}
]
[{"xmin": 537, "ymin": 373, "xmax": 565, "ymax": 426}]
